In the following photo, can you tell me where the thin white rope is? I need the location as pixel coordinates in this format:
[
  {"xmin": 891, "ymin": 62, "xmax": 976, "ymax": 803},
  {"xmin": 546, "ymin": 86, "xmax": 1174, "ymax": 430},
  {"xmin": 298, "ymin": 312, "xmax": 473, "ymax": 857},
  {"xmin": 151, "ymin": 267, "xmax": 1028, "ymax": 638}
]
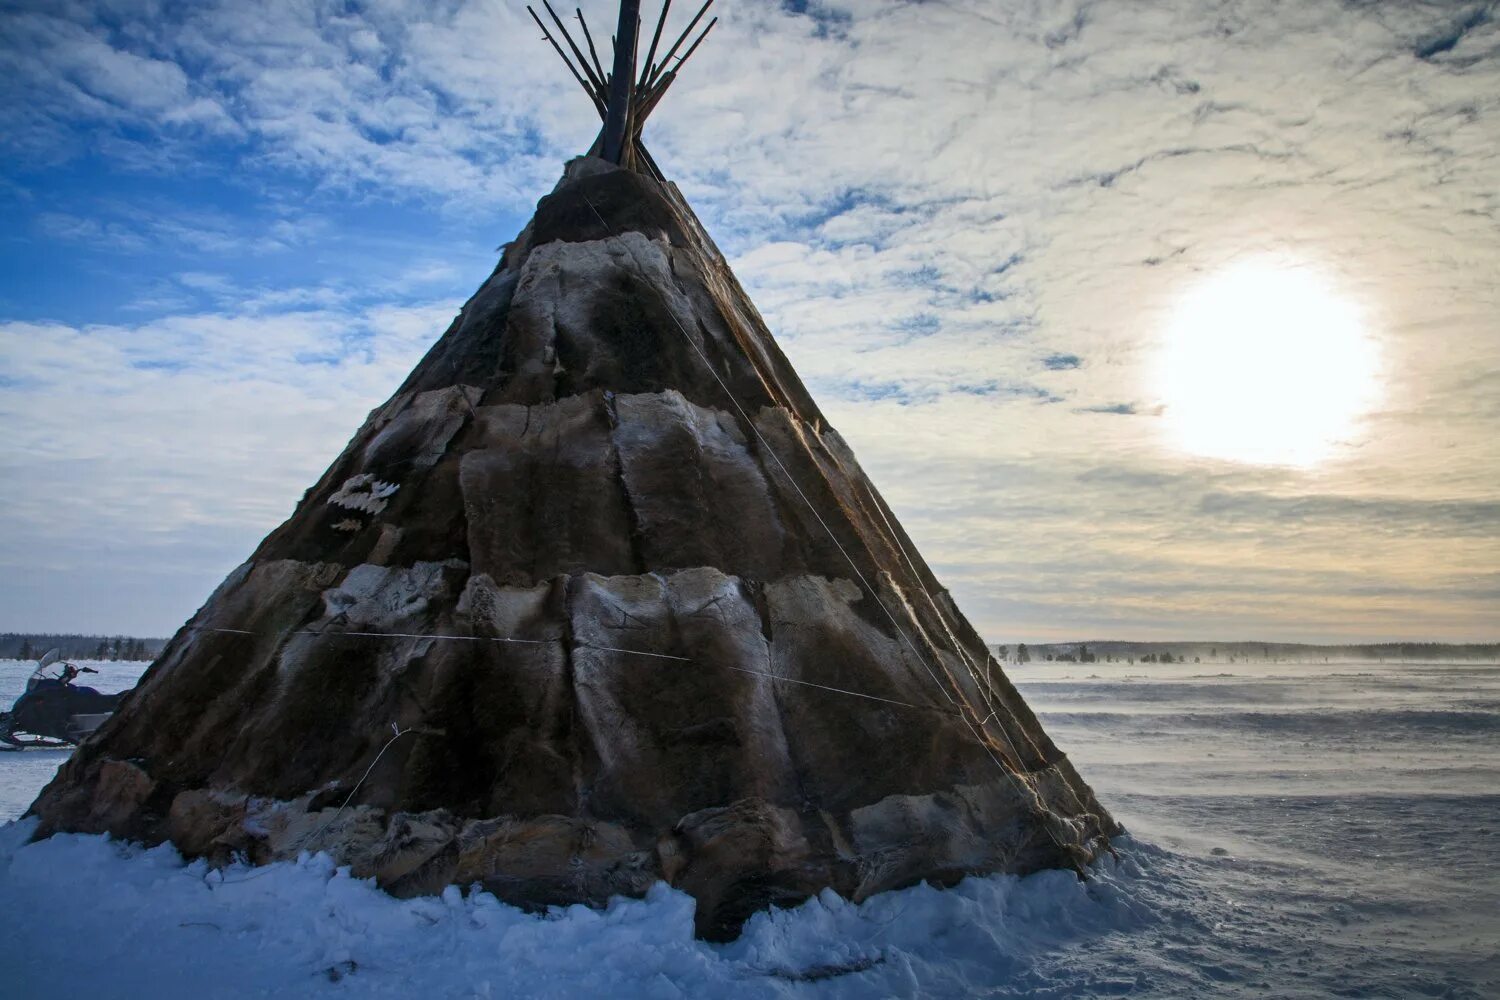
[
  {"xmin": 864, "ymin": 479, "xmax": 1006, "ymax": 721},
  {"xmin": 190, "ymin": 624, "xmax": 962, "ymax": 716},
  {"xmin": 719, "ymin": 662, "xmax": 954, "ymax": 715},
  {"xmin": 301, "ymin": 723, "xmax": 414, "ymax": 846},
  {"xmin": 194, "ymin": 625, "xmax": 696, "ymax": 664},
  {"xmin": 580, "ymin": 195, "xmax": 1020, "ymax": 771},
  {"xmin": 189, "ymin": 626, "xmax": 555, "ymax": 646},
  {"xmin": 577, "ymin": 642, "xmax": 690, "ymax": 661}
]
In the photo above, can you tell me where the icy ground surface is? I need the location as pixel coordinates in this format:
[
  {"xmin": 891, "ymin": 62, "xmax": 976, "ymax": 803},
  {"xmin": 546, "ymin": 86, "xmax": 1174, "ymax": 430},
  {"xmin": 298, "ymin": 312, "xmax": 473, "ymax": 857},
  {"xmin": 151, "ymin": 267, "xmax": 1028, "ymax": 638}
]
[{"xmin": 2, "ymin": 657, "xmax": 1498, "ymax": 998}]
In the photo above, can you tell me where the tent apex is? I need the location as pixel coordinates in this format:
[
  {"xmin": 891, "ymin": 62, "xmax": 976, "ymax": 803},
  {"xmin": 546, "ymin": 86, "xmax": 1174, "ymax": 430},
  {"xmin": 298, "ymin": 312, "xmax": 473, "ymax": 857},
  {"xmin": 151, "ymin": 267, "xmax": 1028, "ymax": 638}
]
[{"xmin": 529, "ymin": 1, "xmax": 717, "ymax": 176}]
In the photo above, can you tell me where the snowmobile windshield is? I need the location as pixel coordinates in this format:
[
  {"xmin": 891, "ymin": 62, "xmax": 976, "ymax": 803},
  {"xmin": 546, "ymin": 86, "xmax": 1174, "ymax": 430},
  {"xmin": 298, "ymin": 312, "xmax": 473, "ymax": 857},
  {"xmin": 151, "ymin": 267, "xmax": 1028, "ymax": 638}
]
[{"xmin": 26, "ymin": 661, "xmax": 71, "ymax": 691}]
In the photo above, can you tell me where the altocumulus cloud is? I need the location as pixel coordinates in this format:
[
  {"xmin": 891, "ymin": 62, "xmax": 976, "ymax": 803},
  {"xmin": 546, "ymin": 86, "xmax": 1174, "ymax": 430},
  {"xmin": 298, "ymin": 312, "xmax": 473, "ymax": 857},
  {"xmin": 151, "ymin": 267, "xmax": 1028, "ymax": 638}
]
[{"xmin": 0, "ymin": 0, "xmax": 1497, "ymax": 640}]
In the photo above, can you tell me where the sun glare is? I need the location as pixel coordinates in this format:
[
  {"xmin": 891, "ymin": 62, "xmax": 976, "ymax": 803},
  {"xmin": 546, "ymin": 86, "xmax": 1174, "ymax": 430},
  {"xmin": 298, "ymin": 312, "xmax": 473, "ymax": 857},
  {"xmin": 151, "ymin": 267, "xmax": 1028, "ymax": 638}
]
[{"xmin": 1155, "ymin": 258, "xmax": 1381, "ymax": 467}]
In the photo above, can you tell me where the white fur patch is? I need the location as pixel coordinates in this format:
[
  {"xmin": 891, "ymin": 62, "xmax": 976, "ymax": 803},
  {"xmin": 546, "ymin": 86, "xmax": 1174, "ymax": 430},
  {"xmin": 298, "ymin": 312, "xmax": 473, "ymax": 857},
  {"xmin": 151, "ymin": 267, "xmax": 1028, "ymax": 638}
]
[{"xmin": 328, "ymin": 474, "xmax": 400, "ymax": 515}]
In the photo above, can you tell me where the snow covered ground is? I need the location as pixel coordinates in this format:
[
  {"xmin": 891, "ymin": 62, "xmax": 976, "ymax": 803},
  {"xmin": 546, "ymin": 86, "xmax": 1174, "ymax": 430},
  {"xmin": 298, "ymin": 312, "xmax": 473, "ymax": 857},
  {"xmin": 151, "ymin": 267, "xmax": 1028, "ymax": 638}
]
[{"xmin": 1, "ymin": 656, "xmax": 1497, "ymax": 998}]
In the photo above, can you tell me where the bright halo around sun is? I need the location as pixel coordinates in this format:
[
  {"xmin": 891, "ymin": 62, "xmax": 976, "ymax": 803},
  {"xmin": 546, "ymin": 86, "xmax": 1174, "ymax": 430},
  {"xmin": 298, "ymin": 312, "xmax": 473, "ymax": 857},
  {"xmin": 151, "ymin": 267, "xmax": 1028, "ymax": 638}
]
[{"xmin": 1154, "ymin": 258, "xmax": 1381, "ymax": 467}]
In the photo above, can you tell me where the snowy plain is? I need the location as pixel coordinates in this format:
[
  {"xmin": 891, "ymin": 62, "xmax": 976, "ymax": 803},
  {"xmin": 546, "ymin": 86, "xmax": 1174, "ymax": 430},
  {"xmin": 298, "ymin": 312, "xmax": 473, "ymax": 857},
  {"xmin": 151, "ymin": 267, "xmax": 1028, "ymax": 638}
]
[{"xmin": 1, "ymin": 656, "xmax": 1496, "ymax": 998}]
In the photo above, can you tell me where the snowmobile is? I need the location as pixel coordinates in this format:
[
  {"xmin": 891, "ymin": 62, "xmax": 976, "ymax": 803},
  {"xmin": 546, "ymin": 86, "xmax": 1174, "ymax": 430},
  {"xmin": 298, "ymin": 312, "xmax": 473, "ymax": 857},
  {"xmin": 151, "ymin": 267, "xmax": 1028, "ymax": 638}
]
[{"xmin": 0, "ymin": 650, "xmax": 127, "ymax": 750}]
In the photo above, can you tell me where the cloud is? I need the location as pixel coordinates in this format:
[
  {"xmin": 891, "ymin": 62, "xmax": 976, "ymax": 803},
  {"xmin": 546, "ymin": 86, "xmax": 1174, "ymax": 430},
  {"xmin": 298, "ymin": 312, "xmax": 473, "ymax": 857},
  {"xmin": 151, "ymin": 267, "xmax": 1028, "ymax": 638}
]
[
  {"xmin": 33, "ymin": 203, "xmax": 305, "ymax": 257},
  {"xmin": 1197, "ymin": 492, "xmax": 1500, "ymax": 538},
  {"xmin": 34, "ymin": 212, "xmax": 151, "ymax": 251},
  {"xmin": 1413, "ymin": 6, "xmax": 1493, "ymax": 61},
  {"xmin": 0, "ymin": 298, "xmax": 456, "ymax": 629},
  {"xmin": 0, "ymin": 0, "xmax": 1497, "ymax": 640}
]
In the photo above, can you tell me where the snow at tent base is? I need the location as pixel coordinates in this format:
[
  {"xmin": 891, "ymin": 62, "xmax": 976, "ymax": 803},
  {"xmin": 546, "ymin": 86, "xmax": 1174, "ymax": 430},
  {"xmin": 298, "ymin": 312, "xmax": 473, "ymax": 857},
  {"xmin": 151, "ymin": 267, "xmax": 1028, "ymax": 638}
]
[
  {"xmin": 0, "ymin": 817, "xmax": 1150, "ymax": 999},
  {"xmin": 3, "ymin": 657, "xmax": 1496, "ymax": 998}
]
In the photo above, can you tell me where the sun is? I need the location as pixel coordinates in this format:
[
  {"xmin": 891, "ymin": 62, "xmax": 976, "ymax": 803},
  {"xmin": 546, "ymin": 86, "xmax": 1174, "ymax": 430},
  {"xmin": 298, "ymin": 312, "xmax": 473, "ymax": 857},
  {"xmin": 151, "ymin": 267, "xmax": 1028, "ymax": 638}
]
[{"xmin": 1154, "ymin": 258, "xmax": 1381, "ymax": 467}]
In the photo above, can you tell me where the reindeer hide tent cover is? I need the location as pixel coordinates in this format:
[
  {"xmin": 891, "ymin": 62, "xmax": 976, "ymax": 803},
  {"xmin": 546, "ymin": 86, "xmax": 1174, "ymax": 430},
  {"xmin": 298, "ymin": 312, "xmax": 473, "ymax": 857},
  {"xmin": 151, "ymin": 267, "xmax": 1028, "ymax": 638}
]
[{"xmin": 29, "ymin": 2, "xmax": 1116, "ymax": 941}]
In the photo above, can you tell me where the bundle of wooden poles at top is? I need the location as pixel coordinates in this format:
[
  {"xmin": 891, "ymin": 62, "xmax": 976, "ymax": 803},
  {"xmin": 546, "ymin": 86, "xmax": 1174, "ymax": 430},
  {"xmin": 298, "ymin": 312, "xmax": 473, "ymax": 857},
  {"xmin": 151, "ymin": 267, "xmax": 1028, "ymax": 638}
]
[{"xmin": 526, "ymin": 0, "xmax": 718, "ymax": 181}]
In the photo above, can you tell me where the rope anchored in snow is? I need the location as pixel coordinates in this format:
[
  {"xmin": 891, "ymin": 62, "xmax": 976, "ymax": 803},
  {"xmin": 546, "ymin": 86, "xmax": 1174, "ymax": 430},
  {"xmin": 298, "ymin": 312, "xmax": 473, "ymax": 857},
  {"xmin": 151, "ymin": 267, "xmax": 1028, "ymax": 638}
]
[{"xmin": 204, "ymin": 722, "xmax": 432, "ymax": 890}]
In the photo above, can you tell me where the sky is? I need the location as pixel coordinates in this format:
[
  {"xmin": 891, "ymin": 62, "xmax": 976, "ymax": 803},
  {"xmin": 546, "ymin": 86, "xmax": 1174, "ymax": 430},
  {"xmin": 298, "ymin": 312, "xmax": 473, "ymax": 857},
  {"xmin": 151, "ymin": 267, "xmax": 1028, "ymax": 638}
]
[{"xmin": 1, "ymin": 0, "xmax": 1496, "ymax": 643}]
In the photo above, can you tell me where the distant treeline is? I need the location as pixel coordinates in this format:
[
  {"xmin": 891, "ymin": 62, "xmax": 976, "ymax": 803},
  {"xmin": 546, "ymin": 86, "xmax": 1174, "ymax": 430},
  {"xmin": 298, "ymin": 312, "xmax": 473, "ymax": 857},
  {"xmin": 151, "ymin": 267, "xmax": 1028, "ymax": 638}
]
[
  {"xmin": 1, "ymin": 633, "xmax": 168, "ymax": 662},
  {"xmin": 988, "ymin": 640, "xmax": 1500, "ymax": 664}
]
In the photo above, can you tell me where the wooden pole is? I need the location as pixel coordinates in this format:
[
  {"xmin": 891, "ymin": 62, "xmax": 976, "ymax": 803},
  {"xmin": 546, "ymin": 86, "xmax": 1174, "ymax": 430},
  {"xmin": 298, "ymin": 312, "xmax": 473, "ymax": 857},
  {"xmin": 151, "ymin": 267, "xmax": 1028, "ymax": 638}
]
[
  {"xmin": 639, "ymin": 0, "xmax": 672, "ymax": 89},
  {"xmin": 575, "ymin": 8, "xmax": 610, "ymax": 88},
  {"xmin": 671, "ymin": 16, "xmax": 716, "ymax": 76},
  {"xmin": 541, "ymin": 1, "xmax": 606, "ymax": 94},
  {"xmin": 642, "ymin": 0, "xmax": 712, "ymax": 92},
  {"xmin": 602, "ymin": 0, "xmax": 641, "ymax": 164},
  {"xmin": 527, "ymin": 6, "xmax": 607, "ymax": 116}
]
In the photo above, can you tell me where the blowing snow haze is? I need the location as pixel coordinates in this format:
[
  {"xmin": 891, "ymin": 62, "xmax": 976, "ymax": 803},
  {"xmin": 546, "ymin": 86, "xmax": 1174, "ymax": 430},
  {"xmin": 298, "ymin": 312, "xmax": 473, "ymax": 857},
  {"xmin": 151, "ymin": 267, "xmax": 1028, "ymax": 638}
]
[{"xmin": 2, "ymin": 0, "xmax": 1498, "ymax": 642}]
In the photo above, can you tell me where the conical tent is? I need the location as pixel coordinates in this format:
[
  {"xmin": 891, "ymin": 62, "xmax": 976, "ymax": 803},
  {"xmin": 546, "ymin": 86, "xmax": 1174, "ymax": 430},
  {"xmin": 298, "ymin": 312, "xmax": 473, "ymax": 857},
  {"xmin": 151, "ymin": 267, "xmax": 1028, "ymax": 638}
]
[{"xmin": 31, "ymin": 4, "xmax": 1116, "ymax": 940}]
